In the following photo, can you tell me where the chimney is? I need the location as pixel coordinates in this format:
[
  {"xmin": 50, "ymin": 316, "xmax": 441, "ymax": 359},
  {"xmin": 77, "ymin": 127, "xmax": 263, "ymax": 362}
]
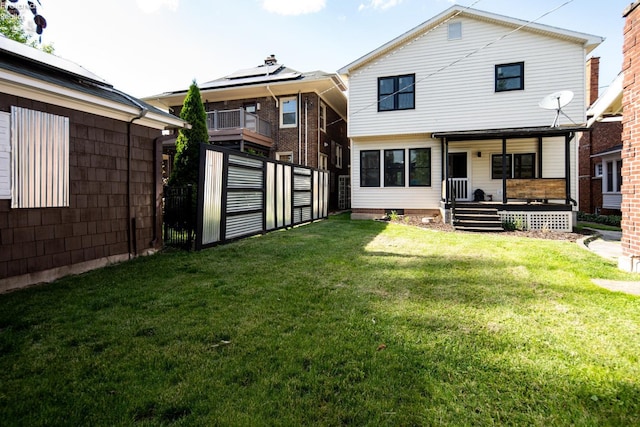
[
  {"xmin": 586, "ymin": 57, "xmax": 600, "ymax": 107},
  {"xmin": 264, "ymin": 54, "xmax": 277, "ymax": 66}
]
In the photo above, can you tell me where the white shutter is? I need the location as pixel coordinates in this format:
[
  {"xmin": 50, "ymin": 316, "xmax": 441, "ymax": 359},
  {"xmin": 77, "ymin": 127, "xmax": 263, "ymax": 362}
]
[{"xmin": 0, "ymin": 112, "xmax": 10, "ymax": 200}]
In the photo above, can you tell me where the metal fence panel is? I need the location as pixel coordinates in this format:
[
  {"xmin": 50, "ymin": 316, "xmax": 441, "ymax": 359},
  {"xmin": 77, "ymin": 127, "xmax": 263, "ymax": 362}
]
[{"xmin": 194, "ymin": 145, "xmax": 328, "ymax": 250}]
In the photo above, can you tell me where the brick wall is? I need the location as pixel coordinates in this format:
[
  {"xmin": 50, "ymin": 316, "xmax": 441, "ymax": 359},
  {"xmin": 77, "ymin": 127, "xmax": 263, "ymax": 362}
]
[
  {"xmin": 621, "ymin": 1, "xmax": 640, "ymax": 272},
  {"xmin": 0, "ymin": 94, "xmax": 163, "ymax": 289},
  {"xmin": 173, "ymin": 92, "xmax": 349, "ymax": 209},
  {"xmin": 578, "ymin": 120, "xmax": 622, "ymax": 214}
]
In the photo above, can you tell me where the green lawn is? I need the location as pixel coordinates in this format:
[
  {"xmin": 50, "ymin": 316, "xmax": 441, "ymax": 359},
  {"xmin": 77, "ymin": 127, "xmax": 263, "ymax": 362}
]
[{"xmin": 1, "ymin": 215, "xmax": 639, "ymax": 426}]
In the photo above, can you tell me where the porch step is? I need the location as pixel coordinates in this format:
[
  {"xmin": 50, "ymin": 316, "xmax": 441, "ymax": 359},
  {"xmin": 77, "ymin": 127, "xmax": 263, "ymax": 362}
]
[{"xmin": 452, "ymin": 206, "xmax": 504, "ymax": 232}]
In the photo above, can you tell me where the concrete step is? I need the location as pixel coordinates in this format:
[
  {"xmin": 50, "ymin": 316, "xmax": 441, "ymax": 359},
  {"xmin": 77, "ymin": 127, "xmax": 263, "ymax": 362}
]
[{"xmin": 455, "ymin": 225, "xmax": 505, "ymax": 232}]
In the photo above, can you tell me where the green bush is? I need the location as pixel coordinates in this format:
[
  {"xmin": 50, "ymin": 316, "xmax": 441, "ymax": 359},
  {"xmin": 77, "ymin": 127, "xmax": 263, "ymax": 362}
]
[{"xmin": 577, "ymin": 212, "xmax": 621, "ymax": 227}]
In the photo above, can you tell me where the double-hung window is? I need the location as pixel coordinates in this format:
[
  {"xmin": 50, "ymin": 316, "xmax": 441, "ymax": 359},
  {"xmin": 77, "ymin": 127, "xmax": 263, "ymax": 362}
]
[
  {"xmin": 495, "ymin": 62, "xmax": 524, "ymax": 92},
  {"xmin": 319, "ymin": 102, "xmax": 326, "ymax": 132},
  {"xmin": 360, "ymin": 150, "xmax": 380, "ymax": 187},
  {"xmin": 378, "ymin": 74, "xmax": 415, "ymax": 111},
  {"xmin": 384, "ymin": 149, "xmax": 405, "ymax": 187},
  {"xmin": 409, "ymin": 148, "xmax": 431, "ymax": 186},
  {"xmin": 280, "ymin": 96, "xmax": 297, "ymax": 128}
]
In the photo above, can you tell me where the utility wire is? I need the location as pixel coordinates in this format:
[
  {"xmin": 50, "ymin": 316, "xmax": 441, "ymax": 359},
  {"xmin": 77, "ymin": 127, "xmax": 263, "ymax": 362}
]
[{"xmin": 326, "ymin": 0, "xmax": 575, "ymax": 128}]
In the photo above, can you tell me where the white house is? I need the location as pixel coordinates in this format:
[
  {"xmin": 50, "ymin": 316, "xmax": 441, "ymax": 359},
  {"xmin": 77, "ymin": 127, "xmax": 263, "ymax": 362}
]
[{"xmin": 338, "ymin": 6, "xmax": 603, "ymax": 231}]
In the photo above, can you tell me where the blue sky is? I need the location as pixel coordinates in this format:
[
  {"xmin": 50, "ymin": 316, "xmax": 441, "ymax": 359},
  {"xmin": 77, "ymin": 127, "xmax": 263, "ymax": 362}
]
[{"xmin": 16, "ymin": 0, "xmax": 630, "ymax": 98}]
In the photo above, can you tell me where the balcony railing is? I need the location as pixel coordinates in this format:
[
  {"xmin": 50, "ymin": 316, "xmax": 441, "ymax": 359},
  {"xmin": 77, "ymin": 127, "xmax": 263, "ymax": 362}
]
[{"xmin": 206, "ymin": 109, "xmax": 272, "ymax": 139}]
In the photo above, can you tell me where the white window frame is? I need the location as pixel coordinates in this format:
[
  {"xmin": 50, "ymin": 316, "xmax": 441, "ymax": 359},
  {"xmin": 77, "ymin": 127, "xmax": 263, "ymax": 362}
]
[
  {"xmin": 319, "ymin": 153, "xmax": 328, "ymax": 170},
  {"xmin": 336, "ymin": 144, "xmax": 343, "ymax": 169},
  {"xmin": 276, "ymin": 151, "xmax": 293, "ymax": 163},
  {"xmin": 319, "ymin": 102, "xmax": 326, "ymax": 133},
  {"xmin": 595, "ymin": 162, "xmax": 603, "ymax": 178},
  {"xmin": 603, "ymin": 157, "xmax": 622, "ymax": 194},
  {"xmin": 279, "ymin": 96, "xmax": 297, "ymax": 128}
]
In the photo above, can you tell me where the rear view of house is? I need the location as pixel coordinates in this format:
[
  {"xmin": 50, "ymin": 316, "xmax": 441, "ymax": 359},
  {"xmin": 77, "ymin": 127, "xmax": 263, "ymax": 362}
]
[
  {"xmin": 339, "ymin": 6, "xmax": 603, "ymax": 231},
  {"xmin": 0, "ymin": 36, "xmax": 186, "ymax": 291}
]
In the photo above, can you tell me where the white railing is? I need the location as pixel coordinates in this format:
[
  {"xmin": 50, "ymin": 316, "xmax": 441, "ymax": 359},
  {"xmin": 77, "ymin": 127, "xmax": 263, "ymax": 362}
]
[
  {"xmin": 448, "ymin": 178, "xmax": 469, "ymax": 201},
  {"xmin": 206, "ymin": 109, "xmax": 272, "ymax": 138}
]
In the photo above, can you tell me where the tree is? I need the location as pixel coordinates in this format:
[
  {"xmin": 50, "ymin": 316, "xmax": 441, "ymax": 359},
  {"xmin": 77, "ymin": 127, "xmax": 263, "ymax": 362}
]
[
  {"xmin": 0, "ymin": 7, "xmax": 54, "ymax": 53},
  {"xmin": 169, "ymin": 80, "xmax": 209, "ymax": 187}
]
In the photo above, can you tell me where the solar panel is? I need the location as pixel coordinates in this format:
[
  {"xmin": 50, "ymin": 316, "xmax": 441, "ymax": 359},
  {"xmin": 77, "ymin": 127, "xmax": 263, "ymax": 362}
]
[{"xmin": 226, "ymin": 64, "xmax": 283, "ymax": 79}]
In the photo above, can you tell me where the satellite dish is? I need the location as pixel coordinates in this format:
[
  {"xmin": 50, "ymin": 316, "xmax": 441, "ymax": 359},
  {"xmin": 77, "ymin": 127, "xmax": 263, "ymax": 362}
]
[{"xmin": 539, "ymin": 90, "xmax": 574, "ymax": 127}]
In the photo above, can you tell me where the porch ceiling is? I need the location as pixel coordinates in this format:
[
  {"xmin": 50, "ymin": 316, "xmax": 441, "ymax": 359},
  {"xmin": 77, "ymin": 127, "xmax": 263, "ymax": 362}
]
[{"xmin": 432, "ymin": 126, "xmax": 589, "ymax": 141}]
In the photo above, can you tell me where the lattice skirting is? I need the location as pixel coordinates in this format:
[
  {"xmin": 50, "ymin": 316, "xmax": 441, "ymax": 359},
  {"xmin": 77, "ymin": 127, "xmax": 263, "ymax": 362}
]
[{"xmin": 498, "ymin": 211, "xmax": 573, "ymax": 232}]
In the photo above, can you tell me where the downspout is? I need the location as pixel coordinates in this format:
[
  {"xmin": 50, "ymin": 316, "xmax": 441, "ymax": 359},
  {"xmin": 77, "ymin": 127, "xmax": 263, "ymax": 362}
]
[
  {"xmin": 298, "ymin": 92, "xmax": 302, "ymax": 164},
  {"xmin": 127, "ymin": 108, "xmax": 149, "ymax": 258},
  {"xmin": 566, "ymin": 131, "xmax": 577, "ymax": 205},
  {"xmin": 266, "ymin": 86, "xmax": 279, "ymax": 107},
  {"xmin": 305, "ymin": 97, "xmax": 308, "ymax": 166}
]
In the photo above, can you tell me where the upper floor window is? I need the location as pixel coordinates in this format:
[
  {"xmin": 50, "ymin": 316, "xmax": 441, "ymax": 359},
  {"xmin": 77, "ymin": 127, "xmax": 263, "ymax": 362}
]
[
  {"xmin": 280, "ymin": 97, "xmax": 297, "ymax": 128},
  {"xmin": 319, "ymin": 102, "xmax": 326, "ymax": 132},
  {"xmin": 495, "ymin": 62, "xmax": 524, "ymax": 92},
  {"xmin": 595, "ymin": 163, "xmax": 603, "ymax": 177},
  {"xmin": 378, "ymin": 74, "xmax": 415, "ymax": 111},
  {"xmin": 336, "ymin": 143, "xmax": 343, "ymax": 169}
]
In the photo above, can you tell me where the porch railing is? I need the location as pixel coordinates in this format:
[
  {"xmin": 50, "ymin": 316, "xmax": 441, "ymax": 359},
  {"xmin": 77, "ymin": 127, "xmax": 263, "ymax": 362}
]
[
  {"xmin": 206, "ymin": 109, "xmax": 272, "ymax": 139},
  {"xmin": 448, "ymin": 178, "xmax": 469, "ymax": 201}
]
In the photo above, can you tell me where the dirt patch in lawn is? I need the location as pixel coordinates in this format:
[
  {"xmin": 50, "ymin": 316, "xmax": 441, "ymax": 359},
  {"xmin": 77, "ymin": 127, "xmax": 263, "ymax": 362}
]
[{"xmin": 383, "ymin": 215, "xmax": 590, "ymax": 242}]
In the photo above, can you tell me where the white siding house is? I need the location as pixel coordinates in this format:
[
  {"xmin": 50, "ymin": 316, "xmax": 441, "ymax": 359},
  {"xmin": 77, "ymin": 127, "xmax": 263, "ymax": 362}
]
[{"xmin": 339, "ymin": 6, "xmax": 603, "ymax": 231}]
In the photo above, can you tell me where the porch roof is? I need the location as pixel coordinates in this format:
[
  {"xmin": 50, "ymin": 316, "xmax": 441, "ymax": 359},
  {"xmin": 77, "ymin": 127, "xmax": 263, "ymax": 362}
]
[{"xmin": 432, "ymin": 126, "xmax": 589, "ymax": 141}]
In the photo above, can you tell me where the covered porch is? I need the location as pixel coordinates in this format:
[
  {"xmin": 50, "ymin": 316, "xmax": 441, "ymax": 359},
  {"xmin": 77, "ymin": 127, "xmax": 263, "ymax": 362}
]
[{"xmin": 432, "ymin": 126, "xmax": 588, "ymax": 231}]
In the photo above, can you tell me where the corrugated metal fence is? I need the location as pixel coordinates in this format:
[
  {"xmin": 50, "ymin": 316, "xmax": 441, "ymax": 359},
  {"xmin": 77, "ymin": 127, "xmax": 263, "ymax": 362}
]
[{"xmin": 196, "ymin": 145, "xmax": 329, "ymax": 250}]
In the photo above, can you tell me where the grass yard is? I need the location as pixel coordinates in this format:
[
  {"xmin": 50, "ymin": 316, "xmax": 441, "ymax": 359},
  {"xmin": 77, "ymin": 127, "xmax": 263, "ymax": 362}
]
[{"xmin": 1, "ymin": 214, "xmax": 639, "ymax": 426}]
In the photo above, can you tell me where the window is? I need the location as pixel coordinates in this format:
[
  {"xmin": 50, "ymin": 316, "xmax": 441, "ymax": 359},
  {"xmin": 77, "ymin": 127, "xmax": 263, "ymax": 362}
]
[
  {"xmin": 606, "ymin": 161, "xmax": 614, "ymax": 192},
  {"xmin": 280, "ymin": 97, "xmax": 297, "ymax": 128},
  {"xmin": 11, "ymin": 106, "xmax": 69, "ymax": 208},
  {"xmin": 276, "ymin": 151, "xmax": 293, "ymax": 163},
  {"xmin": 616, "ymin": 160, "xmax": 623, "ymax": 192},
  {"xmin": 384, "ymin": 149, "xmax": 405, "ymax": 187},
  {"xmin": 491, "ymin": 154, "xmax": 512, "ymax": 179},
  {"xmin": 319, "ymin": 153, "xmax": 328, "ymax": 170},
  {"xmin": 319, "ymin": 102, "xmax": 326, "ymax": 132},
  {"xmin": 595, "ymin": 163, "xmax": 603, "ymax": 177},
  {"xmin": 495, "ymin": 62, "xmax": 524, "ymax": 92},
  {"xmin": 513, "ymin": 153, "xmax": 535, "ymax": 179},
  {"xmin": 244, "ymin": 102, "xmax": 257, "ymax": 114},
  {"xmin": 336, "ymin": 144, "xmax": 343, "ymax": 169},
  {"xmin": 0, "ymin": 112, "xmax": 9, "ymax": 200},
  {"xmin": 409, "ymin": 148, "xmax": 431, "ymax": 186},
  {"xmin": 360, "ymin": 150, "xmax": 380, "ymax": 187},
  {"xmin": 448, "ymin": 22, "xmax": 462, "ymax": 40},
  {"xmin": 378, "ymin": 74, "xmax": 415, "ymax": 111}
]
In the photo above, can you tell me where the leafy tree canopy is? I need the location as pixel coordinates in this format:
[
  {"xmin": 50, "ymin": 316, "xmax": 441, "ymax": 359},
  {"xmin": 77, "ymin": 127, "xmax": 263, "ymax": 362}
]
[
  {"xmin": 169, "ymin": 80, "xmax": 209, "ymax": 186},
  {"xmin": 0, "ymin": 8, "xmax": 54, "ymax": 53}
]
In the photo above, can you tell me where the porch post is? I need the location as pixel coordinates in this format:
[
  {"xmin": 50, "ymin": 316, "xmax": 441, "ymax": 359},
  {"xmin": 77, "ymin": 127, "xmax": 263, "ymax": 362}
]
[
  {"xmin": 537, "ymin": 136, "xmax": 543, "ymax": 178},
  {"xmin": 441, "ymin": 138, "xmax": 449, "ymax": 202},
  {"xmin": 502, "ymin": 138, "xmax": 507, "ymax": 204},
  {"xmin": 565, "ymin": 132, "xmax": 573, "ymax": 205}
]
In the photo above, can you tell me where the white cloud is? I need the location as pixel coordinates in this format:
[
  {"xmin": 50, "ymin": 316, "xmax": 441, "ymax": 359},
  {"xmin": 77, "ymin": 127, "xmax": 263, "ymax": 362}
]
[
  {"xmin": 358, "ymin": 0, "xmax": 403, "ymax": 12},
  {"xmin": 136, "ymin": 0, "xmax": 179, "ymax": 14},
  {"xmin": 261, "ymin": 0, "xmax": 326, "ymax": 16}
]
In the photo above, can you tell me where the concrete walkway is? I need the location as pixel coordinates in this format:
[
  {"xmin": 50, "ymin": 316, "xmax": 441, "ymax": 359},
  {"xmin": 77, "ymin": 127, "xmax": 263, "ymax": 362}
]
[{"xmin": 578, "ymin": 229, "xmax": 640, "ymax": 296}]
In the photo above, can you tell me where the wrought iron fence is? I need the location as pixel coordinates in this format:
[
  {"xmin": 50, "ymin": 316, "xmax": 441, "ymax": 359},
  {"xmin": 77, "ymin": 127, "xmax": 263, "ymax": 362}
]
[{"xmin": 163, "ymin": 185, "xmax": 195, "ymax": 250}]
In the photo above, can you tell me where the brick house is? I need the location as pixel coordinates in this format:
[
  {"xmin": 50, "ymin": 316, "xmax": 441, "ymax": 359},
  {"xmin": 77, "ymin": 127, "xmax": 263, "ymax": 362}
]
[
  {"xmin": 0, "ymin": 36, "xmax": 187, "ymax": 291},
  {"xmin": 578, "ymin": 58, "xmax": 623, "ymax": 215},
  {"xmin": 621, "ymin": 2, "xmax": 640, "ymax": 273},
  {"xmin": 143, "ymin": 55, "xmax": 350, "ymax": 210}
]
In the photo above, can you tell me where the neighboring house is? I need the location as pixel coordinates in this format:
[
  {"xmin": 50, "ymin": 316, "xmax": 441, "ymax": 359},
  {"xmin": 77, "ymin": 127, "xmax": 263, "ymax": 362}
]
[
  {"xmin": 578, "ymin": 60, "xmax": 623, "ymax": 216},
  {"xmin": 143, "ymin": 56, "xmax": 350, "ymax": 210},
  {"xmin": 0, "ymin": 35, "xmax": 187, "ymax": 292},
  {"xmin": 338, "ymin": 6, "xmax": 603, "ymax": 231},
  {"xmin": 621, "ymin": 2, "xmax": 640, "ymax": 273}
]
